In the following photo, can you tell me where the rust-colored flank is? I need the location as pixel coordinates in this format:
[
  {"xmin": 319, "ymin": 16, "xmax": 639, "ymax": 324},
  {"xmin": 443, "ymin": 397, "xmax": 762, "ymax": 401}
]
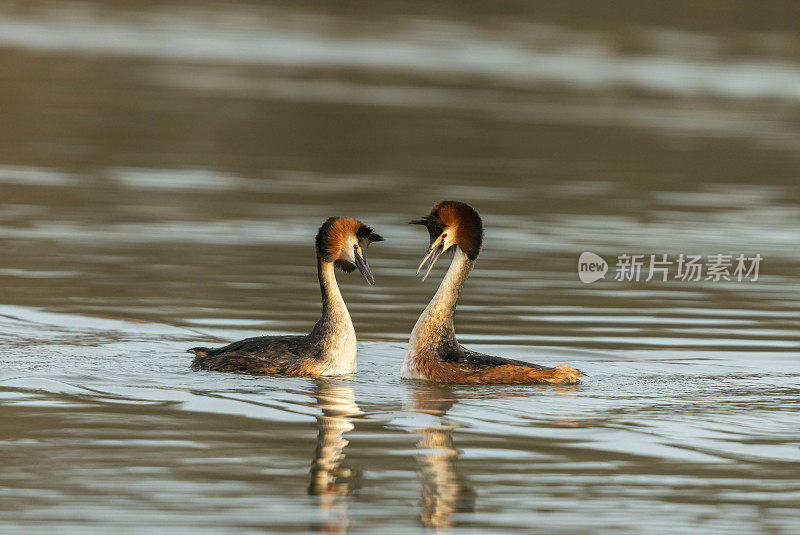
[{"xmin": 409, "ymin": 357, "xmax": 583, "ymax": 385}]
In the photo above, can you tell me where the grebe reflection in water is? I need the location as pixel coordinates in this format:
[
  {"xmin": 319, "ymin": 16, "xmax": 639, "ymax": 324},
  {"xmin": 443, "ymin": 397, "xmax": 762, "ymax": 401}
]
[
  {"xmin": 409, "ymin": 384, "xmax": 475, "ymax": 530},
  {"xmin": 309, "ymin": 379, "xmax": 362, "ymax": 533},
  {"xmin": 407, "ymin": 383, "xmax": 581, "ymax": 530}
]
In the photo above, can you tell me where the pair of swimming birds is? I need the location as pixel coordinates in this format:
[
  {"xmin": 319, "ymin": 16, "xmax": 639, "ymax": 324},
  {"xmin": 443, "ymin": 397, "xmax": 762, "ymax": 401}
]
[{"xmin": 190, "ymin": 201, "xmax": 583, "ymax": 385}]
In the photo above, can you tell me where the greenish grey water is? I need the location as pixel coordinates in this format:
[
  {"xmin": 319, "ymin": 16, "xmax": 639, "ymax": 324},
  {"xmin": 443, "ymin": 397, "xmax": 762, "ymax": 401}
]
[{"xmin": 1, "ymin": 1, "xmax": 799, "ymax": 533}]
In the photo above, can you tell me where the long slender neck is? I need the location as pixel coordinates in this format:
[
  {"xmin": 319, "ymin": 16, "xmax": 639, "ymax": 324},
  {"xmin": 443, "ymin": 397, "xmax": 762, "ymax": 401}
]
[
  {"xmin": 409, "ymin": 248, "xmax": 475, "ymax": 353},
  {"xmin": 315, "ymin": 258, "xmax": 352, "ymax": 331},
  {"xmin": 309, "ymin": 257, "xmax": 357, "ymax": 373}
]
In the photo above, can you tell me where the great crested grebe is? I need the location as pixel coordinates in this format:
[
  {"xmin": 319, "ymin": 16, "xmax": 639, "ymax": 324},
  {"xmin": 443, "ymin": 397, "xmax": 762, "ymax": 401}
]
[
  {"xmin": 402, "ymin": 201, "xmax": 582, "ymax": 384},
  {"xmin": 190, "ymin": 217, "xmax": 383, "ymax": 376}
]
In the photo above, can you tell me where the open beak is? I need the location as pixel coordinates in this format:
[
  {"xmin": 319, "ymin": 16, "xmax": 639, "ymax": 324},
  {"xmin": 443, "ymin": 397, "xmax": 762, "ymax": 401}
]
[
  {"xmin": 416, "ymin": 240, "xmax": 445, "ymax": 282},
  {"xmin": 354, "ymin": 250, "xmax": 375, "ymax": 285}
]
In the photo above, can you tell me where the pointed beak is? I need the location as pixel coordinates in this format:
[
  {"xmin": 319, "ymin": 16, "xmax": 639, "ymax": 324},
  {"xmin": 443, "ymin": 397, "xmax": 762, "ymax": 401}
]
[
  {"xmin": 416, "ymin": 240, "xmax": 445, "ymax": 282},
  {"xmin": 354, "ymin": 249, "xmax": 375, "ymax": 285}
]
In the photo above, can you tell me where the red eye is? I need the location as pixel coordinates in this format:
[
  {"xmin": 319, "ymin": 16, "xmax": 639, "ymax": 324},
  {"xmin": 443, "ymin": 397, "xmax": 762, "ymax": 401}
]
[
  {"xmin": 353, "ymin": 244, "xmax": 358, "ymax": 249},
  {"xmin": 442, "ymin": 233, "xmax": 447, "ymax": 238}
]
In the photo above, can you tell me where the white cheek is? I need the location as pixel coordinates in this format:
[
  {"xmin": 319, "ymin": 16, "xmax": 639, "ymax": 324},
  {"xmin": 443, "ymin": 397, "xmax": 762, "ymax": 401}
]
[{"xmin": 342, "ymin": 239, "xmax": 358, "ymax": 263}]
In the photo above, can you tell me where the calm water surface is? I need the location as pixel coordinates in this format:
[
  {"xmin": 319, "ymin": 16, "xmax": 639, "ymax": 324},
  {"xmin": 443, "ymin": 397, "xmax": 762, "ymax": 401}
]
[{"xmin": 1, "ymin": 1, "xmax": 799, "ymax": 533}]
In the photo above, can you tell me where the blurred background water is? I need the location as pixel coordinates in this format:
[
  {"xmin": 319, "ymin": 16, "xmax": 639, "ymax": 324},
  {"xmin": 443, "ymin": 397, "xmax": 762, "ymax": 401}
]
[{"xmin": 0, "ymin": 1, "xmax": 799, "ymax": 533}]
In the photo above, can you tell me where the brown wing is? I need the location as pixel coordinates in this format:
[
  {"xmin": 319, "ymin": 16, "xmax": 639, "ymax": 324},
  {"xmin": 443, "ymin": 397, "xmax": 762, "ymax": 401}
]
[
  {"xmin": 438, "ymin": 344, "xmax": 550, "ymax": 372},
  {"xmin": 189, "ymin": 335, "xmax": 323, "ymax": 375}
]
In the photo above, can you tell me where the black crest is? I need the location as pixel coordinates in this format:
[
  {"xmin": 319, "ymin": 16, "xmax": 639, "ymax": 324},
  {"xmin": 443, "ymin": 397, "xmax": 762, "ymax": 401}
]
[
  {"xmin": 409, "ymin": 215, "xmax": 446, "ymax": 246},
  {"xmin": 356, "ymin": 224, "xmax": 384, "ymax": 243}
]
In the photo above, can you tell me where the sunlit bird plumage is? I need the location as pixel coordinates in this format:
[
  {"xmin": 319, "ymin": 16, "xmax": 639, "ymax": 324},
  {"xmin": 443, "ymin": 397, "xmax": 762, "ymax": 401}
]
[
  {"xmin": 189, "ymin": 217, "xmax": 382, "ymax": 377},
  {"xmin": 402, "ymin": 200, "xmax": 583, "ymax": 384}
]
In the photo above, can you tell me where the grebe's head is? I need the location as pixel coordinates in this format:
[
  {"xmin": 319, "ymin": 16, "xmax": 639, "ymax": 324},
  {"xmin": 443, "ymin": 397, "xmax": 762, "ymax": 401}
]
[
  {"xmin": 316, "ymin": 217, "xmax": 383, "ymax": 285},
  {"xmin": 410, "ymin": 200, "xmax": 483, "ymax": 281}
]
